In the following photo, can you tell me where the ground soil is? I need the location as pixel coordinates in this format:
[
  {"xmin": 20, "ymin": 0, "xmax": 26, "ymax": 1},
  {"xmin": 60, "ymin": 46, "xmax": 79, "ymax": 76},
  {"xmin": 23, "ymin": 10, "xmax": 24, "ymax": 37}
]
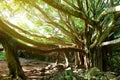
[{"xmin": 0, "ymin": 58, "xmax": 60, "ymax": 80}]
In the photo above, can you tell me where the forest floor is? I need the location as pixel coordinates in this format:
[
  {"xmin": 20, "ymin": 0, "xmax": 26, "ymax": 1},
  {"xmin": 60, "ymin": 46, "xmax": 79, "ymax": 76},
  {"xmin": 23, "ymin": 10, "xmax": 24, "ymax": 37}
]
[
  {"xmin": 0, "ymin": 58, "xmax": 119, "ymax": 80},
  {"xmin": 0, "ymin": 58, "xmax": 65, "ymax": 80}
]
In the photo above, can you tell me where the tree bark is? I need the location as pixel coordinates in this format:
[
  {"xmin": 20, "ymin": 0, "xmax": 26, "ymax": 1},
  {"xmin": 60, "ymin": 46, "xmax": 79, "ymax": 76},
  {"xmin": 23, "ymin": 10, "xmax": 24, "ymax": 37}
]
[
  {"xmin": 0, "ymin": 36, "xmax": 26, "ymax": 80},
  {"xmin": 90, "ymin": 46, "xmax": 103, "ymax": 71}
]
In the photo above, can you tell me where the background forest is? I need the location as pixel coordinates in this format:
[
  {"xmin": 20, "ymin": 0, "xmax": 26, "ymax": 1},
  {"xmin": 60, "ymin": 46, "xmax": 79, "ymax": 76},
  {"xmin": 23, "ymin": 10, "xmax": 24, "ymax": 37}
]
[{"xmin": 0, "ymin": 0, "xmax": 120, "ymax": 80}]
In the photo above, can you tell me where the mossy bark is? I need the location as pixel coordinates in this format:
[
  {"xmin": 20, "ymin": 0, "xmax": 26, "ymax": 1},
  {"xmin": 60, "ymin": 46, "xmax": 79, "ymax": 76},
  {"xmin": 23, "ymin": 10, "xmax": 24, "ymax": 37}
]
[
  {"xmin": 0, "ymin": 36, "xmax": 26, "ymax": 80},
  {"xmin": 90, "ymin": 46, "xmax": 103, "ymax": 71}
]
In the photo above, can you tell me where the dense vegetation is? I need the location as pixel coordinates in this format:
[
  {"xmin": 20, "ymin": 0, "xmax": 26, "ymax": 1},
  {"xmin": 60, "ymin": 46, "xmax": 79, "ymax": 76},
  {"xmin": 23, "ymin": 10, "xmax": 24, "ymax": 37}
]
[{"xmin": 0, "ymin": 0, "xmax": 120, "ymax": 79}]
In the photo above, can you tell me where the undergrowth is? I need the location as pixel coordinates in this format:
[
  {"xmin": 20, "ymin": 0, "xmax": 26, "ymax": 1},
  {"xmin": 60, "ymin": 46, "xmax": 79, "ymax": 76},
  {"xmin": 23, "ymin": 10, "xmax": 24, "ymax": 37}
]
[{"xmin": 49, "ymin": 67, "xmax": 120, "ymax": 80}]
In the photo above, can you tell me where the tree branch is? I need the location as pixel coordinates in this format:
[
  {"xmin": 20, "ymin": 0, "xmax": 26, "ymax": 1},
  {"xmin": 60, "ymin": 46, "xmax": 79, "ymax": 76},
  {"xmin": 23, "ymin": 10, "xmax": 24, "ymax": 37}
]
[
  {"xmin": 30, "ymin": 2, "xmax": 73, "ymax": 38},
  {"xmin": 17, "ymin": 40, "xmax": 86, "ymax": 56},
  {"xmin": 98, "ymin": 16, "xmax": 114, "ymax": 45},
  {"xmin": 0, "ymin": 19, "xmax": 58, "ymax": 50},
  {"xmin": 42, "ymin": 0, "xmax": 94, "ymax": 26},
  {"xmin": 4, "ymin": 20, "xmax": 73, "ymax": 46},
  {"xmin": 77, "ymin": 0, "xmax": 83, "ymax": 10},
  {"xmin": 97, "ymin": 5, "xmax": 120, "ymax": 22},
  {"xmin": 63, "ymin": 0, "xmax": 80, "ymax": 10},
  {"xmin": 101, "ymin": 38, "xmax": 120, "ymax": 46}
]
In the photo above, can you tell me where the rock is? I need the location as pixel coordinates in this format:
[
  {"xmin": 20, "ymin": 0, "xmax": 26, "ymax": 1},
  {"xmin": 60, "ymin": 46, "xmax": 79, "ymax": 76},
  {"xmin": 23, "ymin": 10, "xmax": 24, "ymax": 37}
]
[
  {"xmin": 39, "ymin": 68, "xmax": 46, "ymax": 72},
  {"xmin": 30, "ymin": 69, "xmax": 38, "ymax": 73},
  {"xmin": 45, "ymin": 64, "xmax": 52, "ymax": 70},
  {"xmin": 65, "ymin": 67, "xmax": 72, "ymax": 70},
  {"xmin": 40, "ymin": 72, "xmax": 45, "ymax": 76}
]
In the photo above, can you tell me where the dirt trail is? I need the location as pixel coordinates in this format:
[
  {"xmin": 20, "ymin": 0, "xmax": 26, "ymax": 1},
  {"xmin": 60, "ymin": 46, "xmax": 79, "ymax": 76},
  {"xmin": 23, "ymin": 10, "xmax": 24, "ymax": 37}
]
[{"xmin": 0, "ymin": 58, "xmax": 57, "ymax": 80}]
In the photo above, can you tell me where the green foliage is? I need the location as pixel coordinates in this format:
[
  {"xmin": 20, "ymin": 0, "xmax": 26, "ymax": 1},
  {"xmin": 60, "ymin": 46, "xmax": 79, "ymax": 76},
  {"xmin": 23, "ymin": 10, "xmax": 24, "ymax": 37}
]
[
  {"xmin": 44, "ymin": 56, "xmax": 49, "ymax": 62},
  {"xmin": 79, "ymin": 67, "xmax": 116, "ymax": 80},
  {"xmin": 60, "ymin": 70, "xmax": 79, "ymax": 80},
  {"xmin": 49, "ymin": 68, "xmax": 118, "ymax": 80},
  {"xmin": 78, "ymin": 67, "xmax": 117, "ymax": 80},
  {"xmin": 86, "ymin": 67, "xmax": 100, "ymax": 78},
  {"xmin": 0, "ymin": 52, "xmax": 5, "ymax": 59},
  {"xmin": 51, "ymin": 70, "xmax": 79, "ymax": 80},
  {"xmin": 107, "ymin": 52, "xmax": 120, "ymax": 74}
]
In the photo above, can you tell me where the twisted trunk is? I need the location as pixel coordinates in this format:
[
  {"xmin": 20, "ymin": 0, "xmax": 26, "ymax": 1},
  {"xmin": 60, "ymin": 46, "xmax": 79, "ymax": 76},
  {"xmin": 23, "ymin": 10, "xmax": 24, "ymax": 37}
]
[{"xmin": 0, "ymin": 35, "xmax": 26, "ymax": 79}]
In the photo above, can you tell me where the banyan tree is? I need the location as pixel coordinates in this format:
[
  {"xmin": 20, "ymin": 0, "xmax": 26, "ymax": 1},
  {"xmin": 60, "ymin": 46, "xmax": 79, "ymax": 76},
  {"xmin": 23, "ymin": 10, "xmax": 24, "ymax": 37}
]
[{"xmin": 0, "ymin": 0, "xmax": 120, "ymax": 79}]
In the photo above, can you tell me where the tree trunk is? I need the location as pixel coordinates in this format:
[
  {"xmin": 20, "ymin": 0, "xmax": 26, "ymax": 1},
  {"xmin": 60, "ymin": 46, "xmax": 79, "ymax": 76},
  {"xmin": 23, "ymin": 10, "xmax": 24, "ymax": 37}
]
[
  {"xmin": 90, "ymin": 46, "xmax": 103, "ymax": 71},
  {"xmin": 75, "ymin": 52, "xmax": 81, "ymax": 68},
  {"xmin": 0, "ymin": 37, "xmax": 26, "ymax": 80},
  {"xmin": 102, "ymin": 46, "xmax": 108, "ymax": 71},
  {"xmin": 96, "ymin": 47, "xmax": 103, "ymax": 71}
]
